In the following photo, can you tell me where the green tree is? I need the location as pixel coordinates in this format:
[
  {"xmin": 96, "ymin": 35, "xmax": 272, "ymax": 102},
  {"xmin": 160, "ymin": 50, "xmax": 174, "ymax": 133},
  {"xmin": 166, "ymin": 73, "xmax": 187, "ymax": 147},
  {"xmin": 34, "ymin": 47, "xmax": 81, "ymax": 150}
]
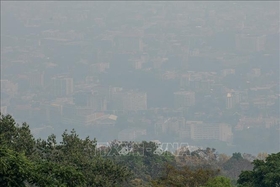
[
  {"xmin": 0, "ymin": 114, "xmax": 132, "ymax": 186},
  {"xmin": 0, "ymin": 114, "xmax": 35, "ymax": 156},
  {"xmin": 204, "ymin": 176, "xmax": 232, "ymax": 187},
  {"xmin": 0, "ymin": 146, "xmax": 86, "ymax": 187},
  {"xmin": 35, "ymin": 129, "xmax": 132, "ymax": 186},
  {"xmin": 237, "ymin": 152, "xmax": 280, "ymax": 187},
  {"xmin": 30, "ymin": 161, "xmax": 85, "ymax": 187},
  {"xmin": 0, "ymin": 146, "xmax": 32, "ymax": 187},
  {"xmin": 151, "ymin": 164, "xmax": 220, "ymax": 187},
  {"xmin": 109, "ymin": 141, "xmax": 175, "ymax": 184}
]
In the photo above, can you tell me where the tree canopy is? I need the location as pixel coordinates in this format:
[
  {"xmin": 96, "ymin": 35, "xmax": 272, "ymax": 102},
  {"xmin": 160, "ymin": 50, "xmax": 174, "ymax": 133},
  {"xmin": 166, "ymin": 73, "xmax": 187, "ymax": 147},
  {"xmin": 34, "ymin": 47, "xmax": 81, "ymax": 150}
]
[
  {"xmin": 1, "ymin": 113, "xmax": 279, "ymax": 187},
  {"xmin": 237, "ymin": 152, "xmax": 280, "ymax": 187},
  {"xmin": 0, "ymin": 114, "xmax": 131, "ymax": 186}
]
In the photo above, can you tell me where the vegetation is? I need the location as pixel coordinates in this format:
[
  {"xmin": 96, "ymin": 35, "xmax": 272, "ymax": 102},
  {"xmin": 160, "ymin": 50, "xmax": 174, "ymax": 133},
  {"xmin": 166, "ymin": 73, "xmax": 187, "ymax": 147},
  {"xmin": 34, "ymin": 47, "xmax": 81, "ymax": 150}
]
[
  {"xmin": 237, "ymin": 152, "xmax": 280, "ymax": 187},
  {"xmin": 204, "ymin": 176, "xmax": 233, "ymax": 187},
  {"xmin": 1, "ymin": 113, "xmax": 280, "ymax": 186},
  {"xmin": 151, "ymin": 164, "xmax": 220, "ymax": 187},
  {"xmin": 0, "ymin": 114, "xmax": 131, "ymax": 187}
]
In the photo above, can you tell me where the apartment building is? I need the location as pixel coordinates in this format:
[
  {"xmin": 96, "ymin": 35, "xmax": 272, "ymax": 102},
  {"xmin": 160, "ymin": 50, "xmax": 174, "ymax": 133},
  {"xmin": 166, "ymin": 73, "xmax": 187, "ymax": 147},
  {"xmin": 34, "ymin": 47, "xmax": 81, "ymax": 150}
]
[
  {"xmin": 110, "ymin": 89, "xmax": 147, "ymax": 111},
  {"xmin": 174, "ymin": 91, "xmax": 195, "ymax": 109},
  {"xmin": 50, "ymin": 76, "xmax": 73, "ymax": 97},
  {"xmin": 189, "ymin": 122, "xmax": 232, "ymax": 142}
]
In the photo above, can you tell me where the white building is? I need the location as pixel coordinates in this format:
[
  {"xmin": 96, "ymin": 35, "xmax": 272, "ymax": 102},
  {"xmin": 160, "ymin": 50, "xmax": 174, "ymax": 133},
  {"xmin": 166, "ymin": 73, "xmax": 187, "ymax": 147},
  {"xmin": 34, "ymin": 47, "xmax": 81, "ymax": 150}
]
[
  {"xmin": 189, "ymin": 122, "xmax": 232, "ymax": 142},
  {"xmin": 226, "ymin": 93, "xmax": 233, "ymax": 109}
]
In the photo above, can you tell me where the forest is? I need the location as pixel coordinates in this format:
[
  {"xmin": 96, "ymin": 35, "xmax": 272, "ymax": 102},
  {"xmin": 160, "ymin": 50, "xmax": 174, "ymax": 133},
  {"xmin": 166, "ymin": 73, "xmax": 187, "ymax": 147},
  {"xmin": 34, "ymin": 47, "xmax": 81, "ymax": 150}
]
[{"xmin": 1, "ymin": 114, "xmax": 279, "ymax": 187}]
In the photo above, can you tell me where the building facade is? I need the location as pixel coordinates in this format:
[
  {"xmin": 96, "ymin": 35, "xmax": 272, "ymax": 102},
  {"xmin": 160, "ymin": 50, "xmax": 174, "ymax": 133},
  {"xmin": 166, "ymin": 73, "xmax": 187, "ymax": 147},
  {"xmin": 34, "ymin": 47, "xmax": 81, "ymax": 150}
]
[
  {"xmin": 174, "ymin": 91, "xmax": 196, "ymax": 109},
  {"xmin": 50, "ymin": 76, "xmax": 73, "ymax": 97}
]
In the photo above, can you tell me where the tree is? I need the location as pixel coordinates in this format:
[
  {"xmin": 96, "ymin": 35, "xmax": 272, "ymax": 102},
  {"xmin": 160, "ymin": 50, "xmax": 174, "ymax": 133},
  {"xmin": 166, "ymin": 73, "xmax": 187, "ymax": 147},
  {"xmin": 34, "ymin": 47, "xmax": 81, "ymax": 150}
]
[
  {"xmin": 0, "ymin": 114, "xmax": 133, "ymax": 186},
  {"xmin": 35, "ymin": 130, "xmax": 133, "ymax": 187},
  {"xmin": 0, "ymin": 146, "xmax": 85, "ymax": 187},
  {"xmin": 151, "ymin": 164, "xmax": 220, "ymax": 187},
  {"xmin": 204, "ymin": 176, "xmax": 232, "ymax": 187},
  {"xmin": 217, "ymin": 154, "xmax": 230, "ymax": 166},
  {"xmin": 30, "ymin": 160, "xmax": 86, "ymax": 187},
  {"xmin": 256, "ymin": 152, "xmax": 268, "ymax": 161},
  {"xmin": 237, "ymin": 152, "xmax": 280, "ymax": 187},
  {"xmin": 107, "ymin": 141, "xmax": 175, "ymax": 184},
  {"xmin": 223, "ymin": 152, "xmax": 253, "ymax": 180},
  {"xmin": 0, "ymin": 114, "xmax": 35, "ymax": 156},
  {"xmin": 175, "ymin": 147, "xmax": 219, "ymax": 170},
  {"xmin": 0, "ymin": 146, "xmax": 32, "ymax": 187}
]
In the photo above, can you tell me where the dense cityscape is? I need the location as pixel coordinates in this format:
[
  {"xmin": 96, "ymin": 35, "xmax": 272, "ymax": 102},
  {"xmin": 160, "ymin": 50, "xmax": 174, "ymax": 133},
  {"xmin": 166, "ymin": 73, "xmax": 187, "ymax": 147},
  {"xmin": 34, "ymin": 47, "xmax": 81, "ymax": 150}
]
[{"xmin": 1, "ymin": 1, "xmax": 279, "ymax": 155}]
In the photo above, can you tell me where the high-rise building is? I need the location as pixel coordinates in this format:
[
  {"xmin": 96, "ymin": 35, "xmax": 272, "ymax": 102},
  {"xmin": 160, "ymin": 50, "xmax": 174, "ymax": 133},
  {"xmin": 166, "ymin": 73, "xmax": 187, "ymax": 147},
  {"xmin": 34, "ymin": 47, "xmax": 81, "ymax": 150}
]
[
  {"xmin": 226, "ymin": 93, "xmax": 233, "ymax": 109},
  {"xmin": 28, "ymin": 71, "xmax": 44, "ymax": 88},
  {"xmin": 252, "ymin": 68, "xmax": 261, "ymax": 77},
  {"xmin": 50, "ymin": 76, "xmax": 73, "ymax": 97},
  {"xmin": 115, "ymin": 34, "xmax": 143, "ymax": 53},
  {"xmin": 179, "ymin": 74, "xmax": 191, "ymax": 90},
  {"xmin": 225, "ymin": 91, "xmax": 240, "ymax": 107},
  {"xmin": 110, "ymin": 89, "xmax": 147, "ymax": 111},
  {"xmin": 221, "ymin": 69, "xmax": 235, "ymax": 77},
  {"xmin": 64, "ymin": 78, "xmax": 73, "ymax": 95},
  {"xmin": 87, "ymin": 92, "xmax": 107, "ymax": 111},
  {"xmin": 232, "ymin": 91, "xmax": 242, "ymax": 105},
  {"xmin": 123, "ymin": 91, "xmax": 147, "ymax": 111},
  {"xmin": 189, "ymin": 122, "xmax": 232, "ymax": 142},
  {"xmin": 235, "ymin": 34, "xmax": 266, "ymax": 52},
  {"xmin": 174, "ymin": 91, "xmax": 195, "ymax": 109}
]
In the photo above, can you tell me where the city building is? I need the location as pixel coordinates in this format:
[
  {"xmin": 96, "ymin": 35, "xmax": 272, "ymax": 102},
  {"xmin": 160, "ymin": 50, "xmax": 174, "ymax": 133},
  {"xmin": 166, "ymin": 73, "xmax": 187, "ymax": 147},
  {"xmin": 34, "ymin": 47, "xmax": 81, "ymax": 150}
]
[
  {"xmin": 45, "ymin": 103, "xmax": 63, "ymax": 123},
  {"xmin": 88, "ymin": 114, "xmax": 118, "ymax": 127},
  {"xmin": 174, "ymin": 91, "xmax": 195, "ymax": 109},
  {"xmin": 155, "ymin": 117, "xmax": 186, "ymax": 134},
  {"xmin": 0, "ymin": 80, "xmax": 18, "ymax": 97},
  {"xmin": 226, "ymin": 93, "xmax": 233, "ymax": 109},
  {"xmin": 50, "ymin": 76, "xmax": 73, "ymax": 97},
  {"xmin": 179, "ymin": 74, "xmax": 191, "ymax": 90},
  {"xmin": 232, "ymin": 91, "xmax": 242, "ymax": 104},
  {"xmin": 87, "ymin": 91, "xmax": 107, "ymax": 111},
  {"xmin": 110, "ymin": 89, "xmax": 147, "ymax": 111},
  {"xmin": 221, "ymin": 69, "xmax": 235, "ymax": 77},
  {"xmin": 123, "ymin": 91, "xmax": 147, "ymax": 111},
  {"xmin": 235, "ymin": 34, "xmax": 266, "ymax": 52},
  {"xmin": 118, "ymin": 128, "xmax": 147, "ymax": 141},
  {"xmin": 28, "ymin": 71, "xmax": 45, "ymax": 88},
  {"xmin": 189, "ymin": 122, "xmax": 232, "ymax": 142}
]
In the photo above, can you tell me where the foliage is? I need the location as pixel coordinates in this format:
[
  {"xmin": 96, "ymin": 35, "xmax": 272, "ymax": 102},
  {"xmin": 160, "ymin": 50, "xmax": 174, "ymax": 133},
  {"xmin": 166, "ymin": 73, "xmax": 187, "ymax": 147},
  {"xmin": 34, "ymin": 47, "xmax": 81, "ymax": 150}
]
[
  {"xmin": 237, "ymin": 152, "xmax": 280, "ymax": 187},
  {"xmin": 256, "ymin": 152, "xmax": 268, "ymax": 161},
  {"xmin": 151, "ymin": 164, "xmax": 220, "ymax": 187},
  {"xmin": 0, "ymin": 114, "xmax": 35, "ymax": 156},
  {"xmin": 0, "ymin": 114, "xmax": 132, "ymax": 187},
  {"xmin": 0, "ymin": 146, "xmax": 85, "ymax": 187},
  {"xmin": 2, "ymin": 113, "xmax": 280, "ymax": 187},
  {"xmin": 204, "ymin": 176, "xmax": 232, "ymax": 187},
  {"xmin": 0, "ymin": 146, "xmax": 32, "ymax": 187},
  {"xmin": 217, "ymin": 153, "xmax": 230, "ymax": 165},
  {"xmin": 223, "ymin": 152, "xmax": 253, "ymax": 180},
  {"xmin": 30, "ymin": 161, "xmax": 86, "ymax": 187},
  {"xmin": 107, "ymin": 141, "xmax": 175, "ymax": 184},
  {"xmin": 175, "ymin": 147, "xmax": 219, "ymax": 170}
]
